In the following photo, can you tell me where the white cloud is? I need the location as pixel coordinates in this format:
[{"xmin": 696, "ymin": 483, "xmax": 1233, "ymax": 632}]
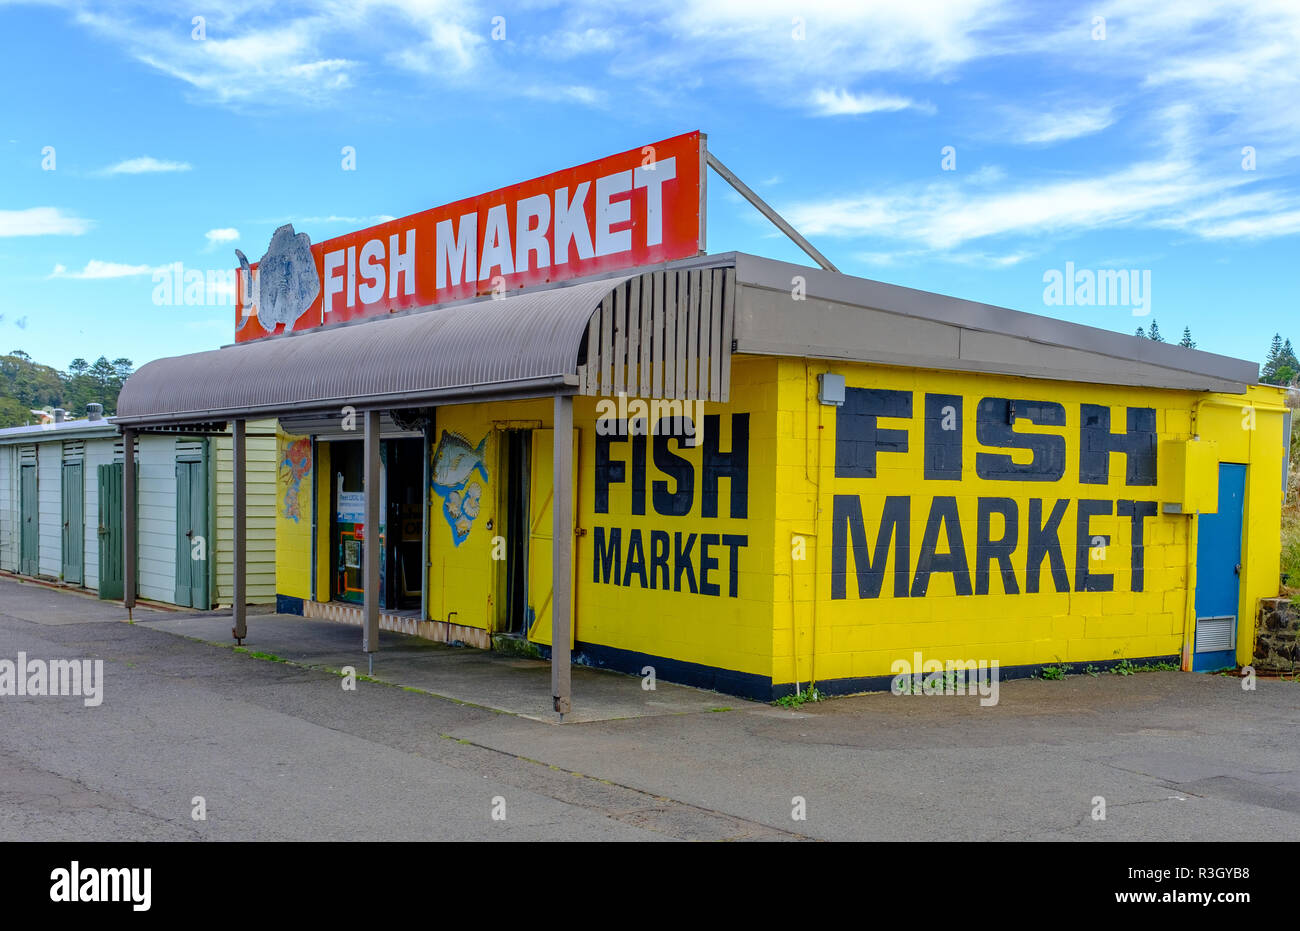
[
  {"xmin": 0, "ymin": 207, "xmax": 92, "ymax": 237},
  {"xmin": 532, "ymin": 27, "xmax": 620, "ymax": 59},
  {"xmin": 522, "ymin": 84, "xmax": 605, "ymax": 107},
  {"xmin": 49, "ymin": 260, "xmax": 160, "ymax": 279},
  {"xmin": 810, "ymin": 88, "xmax": 928, "ymax": 117},
  {"xmin": 67, "ymin": 2, "xmax": 491, "ymax": 106},
  {"xmin": 389, "ymin": 20, "xmax": 485, "ymax": 75},
  {"xmin": 102, "ymin": 156, "xmax": 192, "ymax": 175},
  {"xmin": 784, "ymin": 157, "xmax": 1274, "ymax": 249},
  {"xmin": 75, "ymin": 12, "xmax": 361, "ymax": 105},
  {"xmin": 1009, "ymin": 107, "xmax": 1115, "ymax": 144},
  {"xmin": 666, "ymin": 0, "xmax": 1014, "ymax": 78},
  {"xmin": 1168, "ymin": 205, "xmax": 1300, "ymax": 240},
  {"xmin": 204, "ymin": 228, "xmax": 240, "ymax": 249}
]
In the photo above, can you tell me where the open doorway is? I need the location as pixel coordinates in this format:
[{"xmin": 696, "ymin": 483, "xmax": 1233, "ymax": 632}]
[
  {"xmin": 330, "ymin": 440, "xmax": 366, "ymax": 605},
  {"xmin": 385, "ymin": 437, "xmax": 424, "ymax": 611},
  {"xmin": 328, "ymin": 437, "xmax": 425, "ymax": 611},
  {"xmin": 500, "ymin": 429, "xmax": 531, "ymax": 635}
]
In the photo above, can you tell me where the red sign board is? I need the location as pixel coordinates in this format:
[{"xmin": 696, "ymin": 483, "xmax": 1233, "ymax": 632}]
[{"xmin": 235, "ymin": 131, "xmax": 704, "ymax": 341}]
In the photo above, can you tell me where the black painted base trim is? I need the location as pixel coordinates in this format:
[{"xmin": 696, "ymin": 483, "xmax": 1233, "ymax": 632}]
[
  {"xmin": 533, "ymin": 641, "xmax": 774, "ymax": 702},
  {"xmin": 540, "ymin": 646, "xmax": 1180, "ymax": 703},
  {"xmin": 771, "ymin": 654, "xmax": 1182, "ymax": 700},
  {"xmin": 276, "ymin": 594, "xmax": 305, "ymax": 616}
]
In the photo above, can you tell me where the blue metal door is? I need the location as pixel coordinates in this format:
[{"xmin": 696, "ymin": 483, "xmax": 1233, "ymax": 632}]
[{"xmin": 1193, "ymin": 463, "xmax": 1245, "ymax": 671}]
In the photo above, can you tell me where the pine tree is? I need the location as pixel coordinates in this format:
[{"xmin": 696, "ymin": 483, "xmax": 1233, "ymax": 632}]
[
  {"xmin": 1278, "ymin": 338, "xmax": 1299, "ymax": 385},
  {"xmin": 1281, "ymin": 339, "xmax": 1298, "ymax": 370},
  {"xmin": 1179, "ymin": 327, "xmax": 1196, "ymax": 349},
  {"xmin": 1135, "ymin": 326, "xmax": 1146, "ymax": 338},
  {"xmin": 1264, "ymin": 333, "xmax": 1284, "ymax": 381},
  {"xmin": 89, "ymin": 356, "xmax": 116, "ymax": 406},
  {"xmin": 1147, "ymin": 320, "xmax": 1164, "ymax": 342}
]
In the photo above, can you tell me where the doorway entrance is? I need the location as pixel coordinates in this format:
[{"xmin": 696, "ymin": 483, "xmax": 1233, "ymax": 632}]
[
  {"xmin": 61, "ymin": 459, "xmax": 84, "ymax": 586},
  {"xmin": 19, "ymin": 459, "xmax": 37, "ymax": 576},
  {"xmin": 175, "ymin": 458, "xmax": 209, "ymax": 608},
  {"xmin": 500, "ymin": 430, "xmax": 531, "ymax": 635},
  {"xmin": 493, "ymin": 426, "xmax": 579, "ymax": 645},
  {"xmin": 327, "ymin": 437, "xmax": 424, "ymax": 611},
  {"xmin": 97, "ymin": 461, "xmax": 124, "ymax": 599},
  {"xmin": 1193, "ymin": 462, "xmax": 1246, "ymax": 672},
  {"xmin": 385, "ymin": 437, "xmax": 424, "ymax": 610}
]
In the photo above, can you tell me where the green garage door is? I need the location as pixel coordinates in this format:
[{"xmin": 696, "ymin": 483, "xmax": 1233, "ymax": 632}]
[
  {"xmin": 62, "ymin": 461, "xmax": 84, "ymax": 585},
  {"xmin": 19, "ymin": 463, "xmax": 37, "ymax": 576},
  {"xmin": 175, "ymin": 460, "xmax": 209, "ymax": 609},
  {"xmin": 97, "ymin": 462, "xmax": 124, "ymax": 600}
]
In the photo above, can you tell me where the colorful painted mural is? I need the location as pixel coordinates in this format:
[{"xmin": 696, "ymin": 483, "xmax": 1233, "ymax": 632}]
[
  {"xmin": 278, "ymin": 436, "xmax": 312, "ymax": 521},
  {"xmin": 431, "ymin": 431, "xmax": 488, "ymax": 546}
]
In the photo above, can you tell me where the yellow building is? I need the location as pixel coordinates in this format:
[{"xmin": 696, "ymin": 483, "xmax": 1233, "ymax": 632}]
[{"xmin": 114, "ymin": 255, "xmax": 1289, "ymax": 703}]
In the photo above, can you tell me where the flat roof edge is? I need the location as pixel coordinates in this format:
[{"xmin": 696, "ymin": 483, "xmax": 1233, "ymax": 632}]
[
  {"xmin": 733, "ymin": 341, "xmax": 1250, "ymax": 395},
  {"xmin": 730, "ymin": 252, "xmax": 1259, "ymax": 387},
  {"xmin": 0, "ymin": 423, "xmax": 120, "ymax": 443}
]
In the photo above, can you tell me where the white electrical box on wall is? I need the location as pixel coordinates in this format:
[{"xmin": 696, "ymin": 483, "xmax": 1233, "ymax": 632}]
[{"xmin": 818, "ymin": 373, "xmax": 845, "ymax": 406}]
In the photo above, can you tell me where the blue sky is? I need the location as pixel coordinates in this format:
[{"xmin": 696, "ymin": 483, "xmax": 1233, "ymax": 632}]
[{"xmin": 1, "ymin": 0, "xmax": 1296, "ymax": 372}]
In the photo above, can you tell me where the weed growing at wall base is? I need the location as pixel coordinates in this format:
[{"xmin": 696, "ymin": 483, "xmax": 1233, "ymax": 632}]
[{"xmin": 891, "ymin": 652, "xmax": 1000, "ymax": 706}]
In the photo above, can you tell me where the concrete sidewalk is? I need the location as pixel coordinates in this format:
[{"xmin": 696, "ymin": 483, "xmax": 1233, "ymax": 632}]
[
  {"xmin": 0, "ymin": 574, "xmax": 175, "ymax": 626},
  {"xmin": 138, "ymin": 610, "xmax": 752, "ymax": 723}
]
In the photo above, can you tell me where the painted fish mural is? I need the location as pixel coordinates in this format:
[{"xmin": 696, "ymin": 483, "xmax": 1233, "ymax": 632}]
[
  {"xmin": 279, "ymin": 436, "xmax": 312, "ymax": 521},
  {"xmin": 237, "ymin": 223, "xmax": 320, "ymax": 334},
  {"xmin": 433, "ymin": 432, "xmax": 488, "ymax": 487},
  {"xmin": 431, "ymin": 431, "xmax": 489, "ymax": 545}
]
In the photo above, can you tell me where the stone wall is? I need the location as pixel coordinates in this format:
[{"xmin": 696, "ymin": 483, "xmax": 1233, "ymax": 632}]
[{"xmin": 1254, "ymin": 598, "xmax": 1300, "ymax": 673}]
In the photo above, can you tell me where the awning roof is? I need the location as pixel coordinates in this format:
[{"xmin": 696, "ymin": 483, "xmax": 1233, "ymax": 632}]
[{"xmin": 115, "ymin": 274, "xmax": 634, "ymax": 428}]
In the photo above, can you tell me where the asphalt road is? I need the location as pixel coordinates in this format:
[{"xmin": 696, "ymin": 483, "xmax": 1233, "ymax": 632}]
[{"xmin": 2, "ymin": 577, "xmax": 1297, "ymax": 841}]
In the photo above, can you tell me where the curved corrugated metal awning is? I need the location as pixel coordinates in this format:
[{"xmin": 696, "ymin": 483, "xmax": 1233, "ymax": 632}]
[
  {"xmin": 116, "ymin": 263, "xmax": 738, "ymax": 429},
  {"xmin": 116, "ymin": 276, "xmax": 625, "ymax": 429}
]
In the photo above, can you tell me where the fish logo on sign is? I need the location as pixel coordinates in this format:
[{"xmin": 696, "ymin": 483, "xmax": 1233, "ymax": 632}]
[
  {"xmin": 431, "ymin": 431, "xmax": 489, "ymax": 546},
  {"xmin": 236, "ymin": 224, "xmax": 321, "ymax": 334}
]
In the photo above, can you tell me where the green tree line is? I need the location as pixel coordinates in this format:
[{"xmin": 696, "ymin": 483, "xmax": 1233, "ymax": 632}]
[
  {"xmin": 1262, "ymin": 334, "xmax": 1299, "ymax": 385},
  {"xmin": 0, "ymin": 350, "xmax": 134, "ymax": 428},
  {"xmin": 1133, "ymin": 320, "xmax": 1197, "ymax": 347},
  {"xmin": 1134, "ymin": 324, "xmax": 1299, "ymax": 386}
]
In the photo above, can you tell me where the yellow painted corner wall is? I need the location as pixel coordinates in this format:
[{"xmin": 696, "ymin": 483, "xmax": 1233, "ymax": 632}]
[
  {"xmin": 577, "ymin": 355, "xmax": 778, "ymax": 677},
  {"xmin": 424, "ymin": 356, "xmax": 779, "ymax": 678},
  {"xmin": 275, "ymin": 427, "xmax": 313, "ymax": 600},
  {"xmin": 773, "ymin": 359, "xmax": 1285, "ymax": 687},
  {"xmin": 1194, "ymin": 385, "xmax": 1288, "ymax": 664}
]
